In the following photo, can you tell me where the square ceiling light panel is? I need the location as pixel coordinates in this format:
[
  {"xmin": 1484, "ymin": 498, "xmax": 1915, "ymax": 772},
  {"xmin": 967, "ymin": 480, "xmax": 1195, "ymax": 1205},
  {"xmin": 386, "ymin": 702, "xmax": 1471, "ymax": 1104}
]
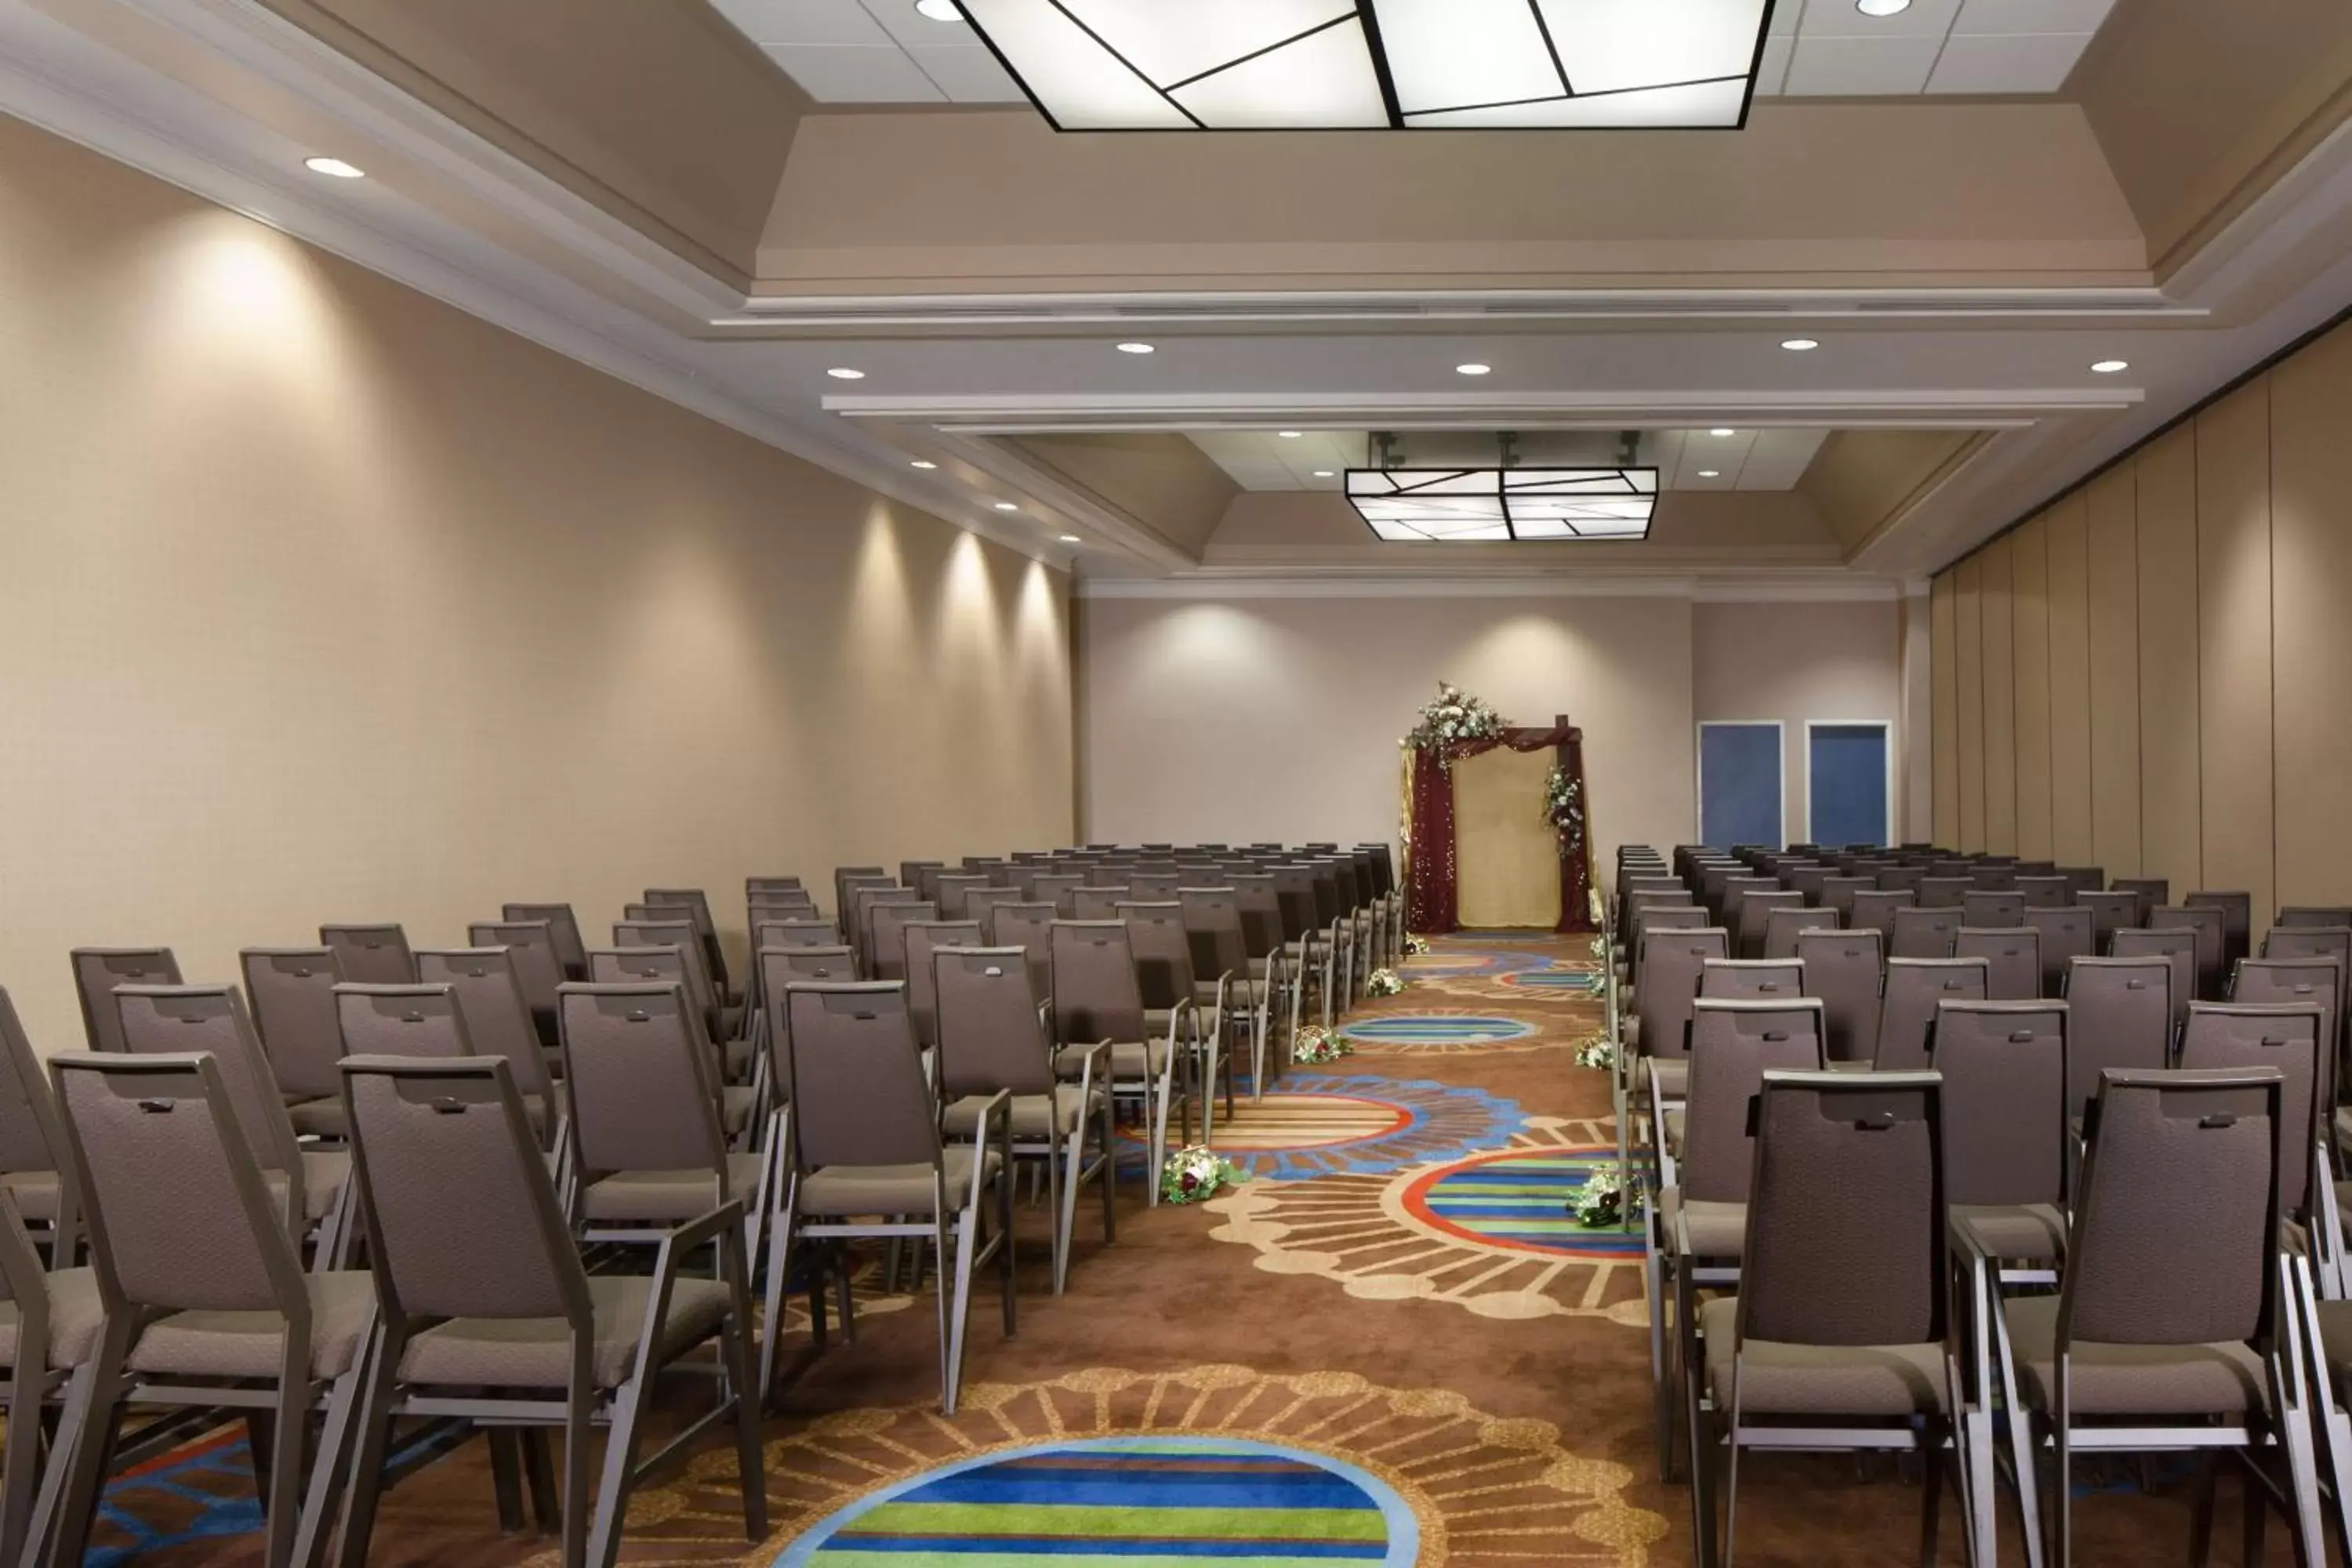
[
  {"xmin": 953, "ymin": 0, "xmax": 1777, "ymax": 129},
  {"xmin": 1348, "ymin": 468, "xmax": 1658, "ymax": 541}
]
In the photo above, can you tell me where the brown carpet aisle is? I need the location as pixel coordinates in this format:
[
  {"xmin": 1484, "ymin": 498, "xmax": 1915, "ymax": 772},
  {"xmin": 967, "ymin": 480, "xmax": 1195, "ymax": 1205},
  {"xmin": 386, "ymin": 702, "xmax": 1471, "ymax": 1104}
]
[{"xmin": 120, "ymin": 934, "xmax": 2288, "ymax": 1566}]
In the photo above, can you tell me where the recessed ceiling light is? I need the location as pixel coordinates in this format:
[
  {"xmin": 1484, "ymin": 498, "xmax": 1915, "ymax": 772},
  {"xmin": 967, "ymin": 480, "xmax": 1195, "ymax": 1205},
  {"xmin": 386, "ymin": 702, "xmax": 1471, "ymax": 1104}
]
[
  {"xmin": 826, "ymin": 367, "xmax": 866, "ymax": 380},
  {"xmin": 1699, "ymin": 470, "xmax": 1722, "ymax": 478},
  {"xmin": 1455, "ymin": 363, "xmax": 1492, "ymax": 376},
  {"xmin": 1058, "ymin": 534, "xmax": 1083, "ymax": 543},
  {"xmin": 303, "ymin": 157, "xmax": 365, "ymax": 179},
  {"xmin": 1116, "ymin": 342, "xmax": 1155, "ymax": 355},
  {"xmin": 993, "ymin": 502, "xmax": 1019, "ymax": 512},
  {"xmin": 1856, "ymin": 0, "xmax": 1911, "ymax": 14},
  {"xmin": 909, "ymin": 460, "xmax": 938, "ymax": 470},
  {"xmin": 1710, "ymin": 428, "xmax": 1737, "ymax": 437},
  {"xmin": 1312, "ymin": 470, "xmax": 1336, "ymax": 477},
  {"xmin": 914, "ymin": 0, "xmax": 962, "ymax": 19},
  {"xmin": 1279, "ymin": 430, "xmax": 1303, "ymax": 439},
  {"xmin": 1781, "ymin": 338, "xmax": 1820, "ymax": 351},
  {"xmin": 2092, "ymin": 359, "xmax": 2130, "ymax": 374}
]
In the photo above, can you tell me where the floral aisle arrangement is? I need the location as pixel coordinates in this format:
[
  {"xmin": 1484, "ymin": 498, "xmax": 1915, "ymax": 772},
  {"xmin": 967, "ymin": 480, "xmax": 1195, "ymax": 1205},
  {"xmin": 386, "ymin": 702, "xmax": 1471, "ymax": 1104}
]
[
  {"xmin": 1403, "ymin": 682, "xmax": 1504, "ymax": 757},
  {"xmin": 1161, "ymin": 1145, "xmax": 1248, "ymax": 1205},
  {"xmin": 1293, "ymin": 1025, "xmax": 1353, "ymax": 1065},
  {"xmin": 1364, "ymin": 967, "xmax": 1406, "ymax": 997},
  {"xmin": 1570, "ymin": 1171, "xmax": 1639, "ymax": 1229},
  {"xmin": 1573, "ymin": 1034, "xmax": 1615, "ymax": 1072},
  {"xmin": 1404, "ymin": 933, "xmax": 1433, "ymax": 956}
]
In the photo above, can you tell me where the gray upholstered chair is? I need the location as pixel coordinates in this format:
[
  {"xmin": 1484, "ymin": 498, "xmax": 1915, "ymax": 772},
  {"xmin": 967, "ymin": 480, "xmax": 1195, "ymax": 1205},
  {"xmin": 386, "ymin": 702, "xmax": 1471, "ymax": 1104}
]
[
  {"xmin": 0, "ymin": 988, "xmax": 81, "ymax": 1268},
  {"xmin": 242, "ymin": 947, "xmax": 351, "ymax": 1138},
  {"xmin": 904, "ymin": 919, "xmax": 985, "ymax": 1051},
  {"xmin": 1795, "ymin": 927, "xmax": 1883, "ymax": 1065},
  {"xmin": 590, "ymin": 947, "xmax": 757, "ymax": 1145},
  {"xmin": 1955, "ymin": 925, "xmax": 2042, "ymax": 1001},
  {"xmin": 2026, "ymin": 907, "xmax": 2094, "ymax": 997},
  {"xmin": 1874, "ymin": 958, "xmax": 1989, "ymax": 1072},
  {"xmin": 1890, "ymin": 905, "xmax": 1964, "ymax": 961},
  {"xmin": 503, "ymin": 902, "xmax": 590, "ymax": 982},
  {"xmin": 68, "ymin": 947, "xmax": 180, "ymax": 1054},
  {"xmin": 318, "ymin": 924, "xmax": 413, "ymax": 985},
  {"xmin": 1759, "ymin": 905, "xmax": 1837, "ymax": 961},
  {"xmin": 1051, "ymin": 921, "xmax": 1182, "ymax": 1196},
  {"xmin": 412, "ymin": 949, "xmax": 560, "ymax": 1142},
  {"xmin": 0, "ymin": 1188, "xmax": 103, "ymax": 1561}
]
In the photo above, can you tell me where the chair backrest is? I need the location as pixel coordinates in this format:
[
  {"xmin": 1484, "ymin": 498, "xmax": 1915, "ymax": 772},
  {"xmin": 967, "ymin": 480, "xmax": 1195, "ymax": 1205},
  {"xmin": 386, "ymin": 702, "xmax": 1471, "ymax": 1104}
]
[
  {"xmin": 1118, "ymin": 903, "xmax": 1199, "ymax": 1011},
  {"xmin": 2187, "ymin": 891, "xmax": 2253, "ymax": 974},
  {"xmin": 1972, "ymin": 866, "xmax": 2020, "ymax": 892},
  {"xmin": 2151, "ymin": 905, "xmax": 2225, "ymax": 1002},
  {"xmin": 754, "ymin": 920, "xmax": 841, "ymax": 953},
  {"xmin": 1954, "ymin": 926, "xmax": 2042, "ymax": 1001},
  {"xmin": 866, "ymin": 900, "xmax": 940, "ymax": 985},
  {"xmin": 1229, "ymin": 875, "xmax": 1286, "ymax": 960},
  {"xmin": 1177, "ymin": 887, "xmax": 1250, "ymax": 987},
  {"xmin": 556, "ymin": 982, "xmax": 728, "ymax": 1186},
  {"xmin": 1634, "ymin": 928, "xmax": 1730, "ymax": 1063},
  {"xmin": 112, "ymin": 985, "xmax": 303, "ymax": 1189},
  {"xmin": 1680, "ymin": 1000, "xmax": 1828, "ymax": 1204},
  {"xmin": 51, "ymin": 1052, "xmax": 304, "ymax": 1317},
  {"xmin": 1761, "ymin": 905, "xmax": 1838, "ymax": 961},
  {"xmin": 905, "ymin": 920, "xmax": 985, "ymax": 1048},
  {"xmin": 466, "ymin": 922, "xmax": 564, "ymax": 1028},
  {"xmin": 1631, "ymin": 906, "xmax": 1707, "ymax": 982},
  {"xmin": 1930, "ymin": 1000, "xmax": 2066, "ymax": 1208},
  {"xmin": 1920, "ymin": 876, "xmax": 1974, "ymax": 909},
  {"xmin": 2025, "ymin": 907, "xmax": 2093, "ymax": 996},
  {"xmin": 983, "ymin": 903, "xmax": 1057, "ymax": 1000},
  {"xmin": 1793, "ymin": 928, "xmax": 1883, "ymax": 1064},
  {"xmin": 780, "ymin": 983, "xmax": 938, "ymax": 1174},
  {"xmin": 1819, "ymin": 876, "xmax": 1875, "ymax": 917},
  {"xmin": 320, "ymin": 924, "xmax": 415, "ymax": 985},
  {"xmin": 340, "ymin": 1056, "xmax": 587, "ymax": 1327},
  {"xmin": 2111, "ymin": 927, "xmax": 2196, "ymax": 1030},
  {"xmin": 2232, "ymin": 958, "xmax": 2344, "ymax": 1094},
  {"xmin": 2065, "ymin": 1069, "xmax": 2280, "ymax": 1350},
  {"xmin": 898, "ymin": 863, "xmax": 946, "ymax": 902},
  {"xmin": 612, "ymin": 918, "xmax": 717, "ymax": 1017},
  {"xmin": 2074, "ymin": 890, "xmax": 2139, "ymax": 946},
  {"xmin": 0, "ymin": 988, "xmax": 70, "ymax": 1186},
  {"xmin": 1699, "ymin": 959, "xmax": 1806, "ymax": 1001},
  {"xmin": 1024, "ymin": 873, "xmax": 1081, "ymax": 914},
  {"xmin": 71, "ymin": 947, "xmax": 183, "ymax": 1052},
  {"xmin": 2112, "ymin": 877, "xmax": 2169, "ymax": 921},
  {"xmin": 1889, "ymin": 906, "xmax": 1962, "ymax": 960},
  {"xmin": 1961, "ymin": 891, "xmax": 2026, "ymax": 928},
  {"xmin": 1733, "ymin": 890, "xmax": 1804, "ymax": 958},
  {"xmin": 934, "ymin": 946, "xmax": 1057, "ymax": 1101},
  {"xmin": 240, "ymin": 946, "xmax": 348, "ymax": 1102},
  {"xmin": 412, "ymin": 949, "xmax": 554, "ymax": 1099},
  {"xmin": 2259, "ymin": 927, "xmax": 2351, "ymax": 1033},
  {"xmin": 1127, "ymin": 872, "xmax": 1182, "ymax": 903},
  {"xmin": 2061, "ymin": 956, "xmax": 2176, "ymax": 1126},
  {"xmin": 848, "ymin": 884, "xmax": 916, "ymax": 960},
  {"xmin": 1874, "ymin": 958, "xmax": 1990, "ymax": 1071},
  {"xmin": 1739, "ymin": 1070, "xmax": 1946, "ymax": 1351},
  {"xmin": 502, "ymin": 903, "xmax": 589, "ymax": 981},
  {"xmin": 1849, "ymin": 889, "xmax": 1916, "ymax": 937},
  {"xmin": 2177, "ymin": 1003, "xmax": 2326, "ymax": 1218},
  {"xmin": 332, "ymin": 982, "xmax": 476, "ymax": 1063},
  {"xmin": 1050, "ymin": 921, "xmax": 1145, "ymax": 1045},
  {"xmin": 747, "ymin": 874, "xmax": 804, "ymax": 895},
  {"xmin": 590, "ymin": 945, "xmax": 691, "ymax": 992},
  {"xmin": 1875, "ymin": 866, "xmax": 1926, "ymax": 895},
  {"xmin": 1072, "ymin": 886, "xmax": 1129, "ymax": 920},
  {"xmin": 934, "ymin": 873, "xmax": 991, "ymax": 919},
  {"xmin": 2278, "ymin": 907, "xmax": 2352, "ymax": 931},
  {"xmin": 2017, "ymin": 875, "xmax": 2071, "ymax": 909}
]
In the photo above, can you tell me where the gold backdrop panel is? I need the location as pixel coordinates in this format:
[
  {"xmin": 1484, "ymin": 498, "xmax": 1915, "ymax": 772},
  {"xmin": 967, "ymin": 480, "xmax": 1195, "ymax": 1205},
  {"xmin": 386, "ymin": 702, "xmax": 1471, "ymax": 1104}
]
[{"xmin": 1453, "ymin": 744, "xmax": 1560, "ymax": 929}]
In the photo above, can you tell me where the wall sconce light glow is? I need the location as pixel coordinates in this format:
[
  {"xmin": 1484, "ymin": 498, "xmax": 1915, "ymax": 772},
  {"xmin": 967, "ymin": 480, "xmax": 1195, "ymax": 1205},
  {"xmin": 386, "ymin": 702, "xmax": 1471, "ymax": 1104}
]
[
  {"xmin": 1059, "ymin": 534, "xmax": 1083, "ymax": 543},
  {"xmin": 1116, "ymin": 342, "xmax": 1156, "ymax": 354},
  {"xmin": 2092, "ymin": 359, "xmax": 2130, "ymax": 374},
  {"xmin": 1781, "ymin": 338, "xmax": 1820, "ymax": 351},
  {"xmin": 909, "ymin": 459, "xmax": 938, "ymax": 469},
  {"xmin": 826, "ymin": 367, "xmax": 866, "ymax": 380},
  {"xmin": 1455, "ymin": 363, "xmax": 1492, "ymax": 377},
  {"xmin": 1856, "ymin": 0, "xmax": 1912, "ymax": 13},
  {"xmin": 915, "ymin": 0, "xmax": 961, "ymax": 17},
  {"xmin": 303, "ymin": 157, "xmax": 365, "ymax": 179},
  {"xmin": 993, "ymin": 502, "xmax": 1020, "ymax": 512}
]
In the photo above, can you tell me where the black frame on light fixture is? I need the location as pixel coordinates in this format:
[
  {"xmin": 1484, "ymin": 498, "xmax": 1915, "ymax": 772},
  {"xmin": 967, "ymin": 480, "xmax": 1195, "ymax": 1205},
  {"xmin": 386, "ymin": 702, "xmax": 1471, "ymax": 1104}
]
[
  {"xmin": 1347, "ymin": 466, "xmax": 1659, "ymax": 543},
  {"xmin": 952, "ymin": 0, "xmax": 1781, "ymax": 134}
]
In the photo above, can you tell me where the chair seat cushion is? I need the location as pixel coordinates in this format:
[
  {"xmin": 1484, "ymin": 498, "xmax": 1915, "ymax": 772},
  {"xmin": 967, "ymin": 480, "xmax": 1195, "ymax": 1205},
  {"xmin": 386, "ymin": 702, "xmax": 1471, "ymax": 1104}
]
[
  {"xmin": 398, "ymin": 1275, "xmax": 731, "ymax": 1392},
  {"xmin": 798, "ymin": 1147, "xmax": 1002, "ymax": 1218},
  {"xmin": 129, "ymin": 1271, "xmax": 376, "ymax": 1381},
  {"xmin": 942, "ymin": 1090, "xmax": 1101, "ymax": 1140},
  {"xmin": 1700, "ymin": 1296, "xmax": 1948, "ymax": 1417},
  {"xmin": 720, "ymin": 1085, "xmax": 757, "ymax": 1136},
  {"xmin": 1952, "ymin": 1203, "xmax": 2066, "ymax": 1265},
  {"xmin": 0, "ymin": 1267, "xmax": 104, "ymax": 1370},
  {"xmin": 289, "ymin": 1097, "xmax": 348, "ymax": 1139},
  {"xmin": 261, "ymin": 1149, "xmax": 351, "ymax": 1225},
  {"xmin": 1055, "ymin": 1040, "xmax": 1169, "ymax": 1081},
  {"xmin": 0, "ymin": 1169, "xmax": 62, "ymax": 1223},
  {"xmin": 2004, "ymin": 1296, "xmax": 2269, "ymax": 1417},
  {"xmin": 582, "ymin": 1156, "xmax": 764, "ymax": 1224},
  {"xmin": 722, "ymin": 1033, "xmax": 753, "ymax": 1079},
  {"xmin": 1664, "ymin": 1190, "xmax": 1746, "ymax": 1258}
]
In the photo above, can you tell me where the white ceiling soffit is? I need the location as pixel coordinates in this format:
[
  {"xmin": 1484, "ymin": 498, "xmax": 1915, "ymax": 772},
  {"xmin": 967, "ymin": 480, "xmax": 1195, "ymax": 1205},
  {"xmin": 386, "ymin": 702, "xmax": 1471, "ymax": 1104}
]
[
  {"xmin": 1192, "ymin": 428, "xmax": 1831, "ymax": 492},
  {"xmin": 1755, "ymin": 0, "xmax": 2119, "ymax": 98}
]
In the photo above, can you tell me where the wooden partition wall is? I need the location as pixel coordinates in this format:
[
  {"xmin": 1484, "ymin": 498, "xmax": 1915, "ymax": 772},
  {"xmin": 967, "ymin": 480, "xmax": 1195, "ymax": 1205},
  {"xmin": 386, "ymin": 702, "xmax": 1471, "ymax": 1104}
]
[{"xmin": 1929, "ymin": 314, "xmax": 2352, "ymax": 918}]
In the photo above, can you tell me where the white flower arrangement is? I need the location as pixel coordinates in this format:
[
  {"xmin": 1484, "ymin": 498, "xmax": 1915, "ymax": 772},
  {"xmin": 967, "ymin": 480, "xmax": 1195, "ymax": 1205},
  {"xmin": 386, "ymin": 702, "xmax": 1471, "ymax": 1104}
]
[
  {"xmin": 1404, "ymin": 933, "xmax": 1433, "ymax": 956},
  {"xmin": 1161, "ymin": 1145, "xmax": 1247, "ymax": 1205},
  {"xmin": 1364, "ymin": 967, "xmax": 1406, "ymax": 997},
  {"xmin": 1573, "ymin": 1034, "xmax": 1616, "ymax": 1072},
  {"xmin": 1571, "ymin": 1171, "xmax": 1639, "ymax": 1229},
  {"xmin": 1403, "ymin": 681, "xmax": 1505, "ymax": 753},
  {"xmin": 1292, "ymin": 1025, "xmax": 1352, "ymax": 1065}
]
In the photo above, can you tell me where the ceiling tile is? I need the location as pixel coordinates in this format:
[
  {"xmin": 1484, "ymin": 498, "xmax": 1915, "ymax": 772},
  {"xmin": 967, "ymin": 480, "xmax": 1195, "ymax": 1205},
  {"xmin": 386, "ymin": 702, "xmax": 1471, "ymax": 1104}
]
[
  {"xmin": 1926, "ymin": 31, "xmax": 2089, "ymax": 92},
  {"xmin": 1736, "ymin": 428, "xmax": 1831, "ymax": 488},
  {"xmin": 906, "ymin": 44, "xmax": 1025, "ymax": 100},
  {"xmin": 764, "ymin": 43, "xmax": 949, "ymax": 100},
  {"xmin": 1769, "ymin": 0, "xmax": 1805, "ymax": 34},
  {"xmin": 1797, "ymin": 0, "xmax": 1962, "ymax": 38},
  {"xmin": 860, "ymin": 0, "xmax": 982, "ymax": 49},
  {"xmin": 1754, "ymin": 33, "xmax": 1795, "ymax": 94},
  {"xmin": 1783, "ymin": 34, "xmax": 1944, "ymax": 93},
  {"xmin": 1951, "ymin": 0, "xmax": 2115, "ymax": 35},
  {"xmin": 712, "ymin": 0, "xmax": 891, "ymax": 46}
]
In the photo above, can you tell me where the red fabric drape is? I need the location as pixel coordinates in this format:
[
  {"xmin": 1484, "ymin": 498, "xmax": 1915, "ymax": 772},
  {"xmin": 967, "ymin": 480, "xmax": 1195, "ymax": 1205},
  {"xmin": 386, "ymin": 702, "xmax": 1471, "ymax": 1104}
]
[{"xmin": 1405, "ymin": 721, "xmax": 1596, "ymax": 937}]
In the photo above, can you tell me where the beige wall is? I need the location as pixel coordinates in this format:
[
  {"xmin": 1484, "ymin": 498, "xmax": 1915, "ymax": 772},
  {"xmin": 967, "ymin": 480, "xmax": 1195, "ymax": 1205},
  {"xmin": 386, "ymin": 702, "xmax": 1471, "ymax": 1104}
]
[
  {"xmin": 1690, "ymin": 600, "xmax": 1905, "ymax": 848},
  {"xmin": 0, "ymin": 114, "xmax": 1073, "ymax": 1048},
  {"xmin": 1929, "ymin": 314, "xmax": 2352, "ymax": 910},
  {"xmin": 1076, "ymin": 595, "xmax": 1698, "ymax": 880}
]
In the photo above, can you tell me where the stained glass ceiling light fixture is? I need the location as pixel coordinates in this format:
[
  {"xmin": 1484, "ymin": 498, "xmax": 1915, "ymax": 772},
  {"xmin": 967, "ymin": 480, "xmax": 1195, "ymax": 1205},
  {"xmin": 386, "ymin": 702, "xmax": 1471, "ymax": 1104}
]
[
  {"xmin": 953, "ymin": 0, "xmax": 1777, "ymax": 131},
  {"xmin": 1348, "ymin": 468, "xmax": 1657, "ymax": 542}
]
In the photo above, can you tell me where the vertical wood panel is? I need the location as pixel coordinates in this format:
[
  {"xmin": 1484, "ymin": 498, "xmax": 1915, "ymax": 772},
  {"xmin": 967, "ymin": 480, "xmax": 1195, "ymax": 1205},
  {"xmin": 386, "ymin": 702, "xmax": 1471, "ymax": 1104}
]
[
  {"xmin": 2010, "ymin": 513, "xmax": 2053, "ymax": 861},
  {"xmin": 1955, "ymin": 554, "xmax": 1986, "ymax": 852},
  {"xmin": 2194, "ymin": 378, "xmax": 2274, "ymax": 923},
  {"xmin": 2269, "ymin": 321, "xmax": 2352, "ymax": 909},
  {"xmin": 2084, "ymin": 463, "xmax": 2143, "ymax": 878},
  {"xmin": 2137, "ymin": 423, "xmax": 2203, "ymax": 898},
  {"xmin": 1931, "ymin": 572, "xmax": 1959, "ymax": 848},
  {"xmin": 1980, "ymin": 535, "xmax": 2018, "ymax": 855},
  {"xmin": 2046, "ymin": 493, "xmax": 2094, "ymax": 866}
]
